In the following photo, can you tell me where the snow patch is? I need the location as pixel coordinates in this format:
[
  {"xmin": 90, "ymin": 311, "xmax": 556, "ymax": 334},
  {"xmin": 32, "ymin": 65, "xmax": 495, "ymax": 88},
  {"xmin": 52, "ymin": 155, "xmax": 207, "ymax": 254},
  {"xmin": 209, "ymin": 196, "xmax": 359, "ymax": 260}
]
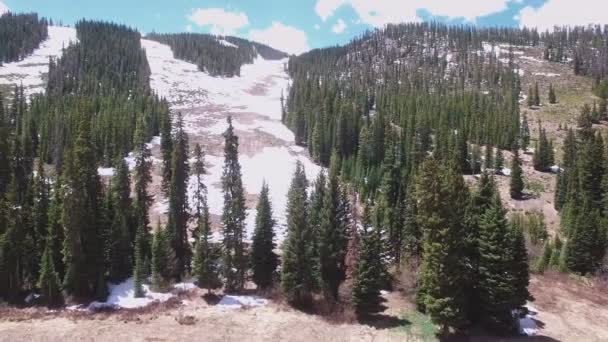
[
  {"xmin": 516, "ymin": 304, "xmax": 539, "ymax": 336},
  {"xmin": 533, "ymin": 72, "xmax": 560, "ymax": 77},
  {"xmin": 501, "ymin": 167, "xmax": 512, "ymax": 176},
  {"xmin": 217, "ymin": 39, "xmax": 238, "ymax": 48},
  {"xmin": 218, "ymin": 295, "xmax": 268, "ymax": 309},
  {"xmin": 91, "ymin": 277, "xmax": 174, "ymax": 309},
  {"xmin": 97, "ymin": 167, "xmax": 115, "ymax": 177}
]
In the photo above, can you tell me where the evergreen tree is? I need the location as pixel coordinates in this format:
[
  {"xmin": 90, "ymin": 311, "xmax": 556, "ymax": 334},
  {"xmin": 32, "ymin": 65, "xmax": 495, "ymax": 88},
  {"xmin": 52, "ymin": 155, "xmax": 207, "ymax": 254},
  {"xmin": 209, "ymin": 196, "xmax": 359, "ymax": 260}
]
[
  {"xmin": 193, "ymin": 198, "xmax": 220, "ymax": 293},
  {"xmin": 319, "ymin": 154, "xmax": 351, "ymax": 300},
  {"xmin": 151, "ymin": 221, "xmax": 172, "ymax": 291},
  {"xmin": 484, "ymin": 145, "xmax": 494, "ymax": 170},
  {"xmin": 534, "ymin": 82, "xmax": 541, "ymax": 106},
  {"xmin": 494, "ymin": 149, "xmax": 505, "ymax": 172},
  {"xmin": 250, "ymin": 182, "xmax": 278, "ymax": 290},
  {"xmin": 133, "ymin": 225, "xmax": 146, "ymax": 298},
  {"xmin": 535, "ymin": 240, "xmax": 553, "ymax": 273},
  {"xmin": 191, "ymin": 143, "xmax": 207, "ymax": 239},
  {"xmin": 160, "ymin": 110, "xmax": 173, "ymax": 196},
  {"xmin": 107, "ymin": 158, "xmax": 132, "ymax": 282},
  {"xmin": 281, "ymin": 162, "xmax": 317, "ymax": 304},
  {"xmin": 520, "ymin": 114, "xmax": 530, "ymax": 150},
  {"xmin": 415, "ymin": 159, "xmax": 469, "ymax": 334},
  {"xmin": 352, "ymin": 205, "xmax": 385, "ymax": 313},
  {"xmin": 402, "ymin": 183, "xmax": 421, "ymax": 258},
  {"xmin": 61, "ymin": 117, "xmax": 105, "ymax": 300},
  {"xmin": 565, "ymin": 201, "xmax": 605, "ymax": 274},
  {"xmin": 548, "ymin": 83, "xmax": 557, "ymax": 104},
  {"xmin": 37, "ymin": 237, "xmax": 64, "ymax": 308},
  {"xmin": 167, "ymin": 113, "xmax": 190, "ymax": 279},
  {"xmin": 133, "ymin": 117, "xmax": 153, "ymax": 272},
  {"xmin": 477, "ymin": 195, "xmax": 516, "ymax": 332},
  {"xmin": 508, "ymin": 221, "xmax": 532, "ymax": 312},
  {"xmin": 510, "ymin": 150, "xmax": 524, "ymax": 199},
  {"xmin": 221, "ymin": 116, "xmax": 247, "ymax": 292}
]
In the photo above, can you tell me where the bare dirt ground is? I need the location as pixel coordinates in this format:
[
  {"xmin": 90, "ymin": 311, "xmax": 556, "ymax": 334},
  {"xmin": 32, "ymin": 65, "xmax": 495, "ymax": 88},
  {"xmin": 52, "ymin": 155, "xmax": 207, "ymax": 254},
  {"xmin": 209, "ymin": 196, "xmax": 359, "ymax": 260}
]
[{"xmin": 0, "ymin": 289, "xmax": 409, "ymax": 342}]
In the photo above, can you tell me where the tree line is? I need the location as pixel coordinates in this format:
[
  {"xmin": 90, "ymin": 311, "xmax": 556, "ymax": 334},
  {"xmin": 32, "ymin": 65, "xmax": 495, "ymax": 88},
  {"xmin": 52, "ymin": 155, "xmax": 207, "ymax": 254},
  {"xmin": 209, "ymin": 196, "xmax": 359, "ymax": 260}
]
[
  {"xmin": 146, "ymin": 33, "xmax": 287, "ymax": 77},
  {"xmin": 0, "ymin": 12, "xmax": 48, "ymax": 65}
]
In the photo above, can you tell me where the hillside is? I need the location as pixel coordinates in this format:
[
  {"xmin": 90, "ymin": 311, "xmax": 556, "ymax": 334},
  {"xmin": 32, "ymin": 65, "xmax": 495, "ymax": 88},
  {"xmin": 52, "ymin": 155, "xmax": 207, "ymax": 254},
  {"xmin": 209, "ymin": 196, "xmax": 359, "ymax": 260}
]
[{"xmin": 0, "ymin": 11, "xmax": 607, "ymax": 342}]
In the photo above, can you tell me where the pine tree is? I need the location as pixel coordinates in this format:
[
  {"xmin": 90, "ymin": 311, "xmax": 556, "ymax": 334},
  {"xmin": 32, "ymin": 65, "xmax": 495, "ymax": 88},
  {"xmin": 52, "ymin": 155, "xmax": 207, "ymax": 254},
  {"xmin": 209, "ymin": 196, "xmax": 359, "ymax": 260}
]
[
  {"xmin": 281, "ymin": 162, "xmax": 317, "ymax": 304},
  {"xmin": 415, "ymin": 159, "xmax": 469, "ymax": 334},
  {"xmin": 520, "ymin": 114, "xmax": 530, "ymax": 150},
  {"xmin": 221, "ymin": 116, "xmax": 247, "ymax": 292},
  {"xmin": 107, "ymin": 158, "xmax": 132, "ymax": 282},
  {"xmin": 151, "ymin": 221, "xmax": 172, "ymax": 291},
  {"xmin": 402, "ymin": 183, "xmax": 421, "ymax": 258},
  {"xmin": 133, "ymin": 117, "xmax": 153, "ymax": 273},
  {"xmin": 510, "ymin": 150, "xmax": 524, "ymax": 199},
  {"xmin": 352, "ymin": 205, "xmax": 385, "ymax": 314},
  {"xmin": 534, "ymin": 82, "xmax": 541, "ymax": 106},
  {"xmin": 37, "ymin": 237, "xmax": 63, "ymax": 308},
  {"xmin": 527, "ymin": 86, "xmax": 535, "ymax": 107},
  {"xmin": 477, "ymin": 195, "xmax": 516, "ymax": 332},
  {"xmin": 565, "ymin": 201, "xmax": 604, "ymax": 274},
  {"xmin": 484, "ymin": 145, "xmax": 494, "ymax": 170},
  {"xmin": 191, "ymin": 143, "xmax": 207, "ymax": 239},
  {"xmin": 193, "ymin": 199, "xmax": 220, "ymax": 293},
  {"xmin": 167, "ymin": 113, "xmax": 190, "ymax": 279},
  {"xmin": 160, "ymin": 110, "xmax": 173, "ymax": 196},
  {"xmin": 508, "ymin": 221, "xmax": 532, "ymax": 312},
  {"xmin": 319, "ymin": 154, "xmax": 351, "ymax": 300},
  {"xmin": 494, "ymin": 149, "xmax": 505, "ymax": 172},
  {"xmin": 133, "ymin": 224, "xmax": 146, "ymax": 298},
  {"xmin": 61, "ymin": 117, "xmax": 105, "ymax": 300},
  {"xmin": 251, "ymin": 182, "xmax": 278, "ymax": 290},
  {"xmin": 548, "ymin": 83, "xmax": 557, "ymax": 104}
]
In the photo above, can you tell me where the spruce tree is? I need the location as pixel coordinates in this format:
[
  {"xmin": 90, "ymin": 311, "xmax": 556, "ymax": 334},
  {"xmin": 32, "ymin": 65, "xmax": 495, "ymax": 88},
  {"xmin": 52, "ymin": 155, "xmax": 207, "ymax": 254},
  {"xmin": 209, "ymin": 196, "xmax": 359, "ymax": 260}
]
[
  {"xmin": 221, "ymin": 116, "xmax": 247, "ymax": 292},
  {"xmin": 484, "ymin": 145, "xmax": 494, "ymax": 170},
  {"xmin": 37, "ymin": 238, "xmax": 63, "ymax": 308},
  {"xmin": 520, "ymin": 114, "xmax": 530, "ymax": 150},
  {"xmin": 107, "ymin": 158, "xmax": 132, "ymax": 282},
  {"xmin": 133, "ymin": 224, "xmax": 146, "ymax": 298},
  {"xmin": 508, "ymin": 221, "xmax": 532, "ymax": 312},
  {"xmin": 133, "ymin": 117, "xmax": 153, "ymax": 272},
  {"xmin": 151, "ymin": 221, "xmax": 172, "ymax": 291},
  {"xmin": 251, "ymin": 182, "xmax": 278, "ymax": 290},
  {"xmin": 281, "ymin": 162, "xmax": 317, "ymax": 304},
  {"xmin": 193, "ymin": 198, "xmax": 220, "ymax": 293},
  {"xmin": 494, "ymin": 149, "xmax": 505, "ymax": 172},
  {"xmin": 352, "ymin": 205, "xmax": 385, "ymax": 314},
  {"xmin": 61, "ymin": 117, "xmax": 105, "ymax": 300},
  {"xmin": 534, "ymin": 82, "xmax": 541, "ymax": 106},
  {"xmin": 160, "ymin": 110, "xmax": 173, "ymax": 196},
  {"xmin": 548, "ymin": 83, "xmax": 557, "ymax": 104},
  {"xmin": 510, "ymin": 150, "xmax": 524, "ymax": 200},
  {"xmin": 415, "ymin": 159, "xmax": 469, "ymax": 334},
  {"xmin": 167, "ymin": 113, "xmax": 190, "ymax": 279},
  {"xmin": 319, "ymin": 154, "xmax": 351, "ymax": 300},
  {"xmin": 191, "ymin": 143, "xmax": 207, "ymax": 239},
  {"xmin": 477, "ymin": 195, "xmax": 516, "ymax": 332}
]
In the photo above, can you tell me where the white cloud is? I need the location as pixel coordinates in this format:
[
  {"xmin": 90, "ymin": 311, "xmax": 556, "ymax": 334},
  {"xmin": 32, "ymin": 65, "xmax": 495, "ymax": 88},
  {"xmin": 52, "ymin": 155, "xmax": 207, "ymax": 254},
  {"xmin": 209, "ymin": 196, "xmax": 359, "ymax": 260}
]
[
  {"xmin": 248, "ymin": 21, "xmax": 309, "ymax": 55},
  {"xmin": 519, "ymin": 0, "xmax": 608, "ymax": 31},
  {"xmin": 185, "ymin": 24, "xmax": 193, "ymax": 32},
  {"xmin": 332, "ymin": 19, "xmax": 347, "ymax": 33},
  {"xmin": 187, "ymin": 8, "xmax": 249, "ymax": 35},
  {"xmin": 0, "ymin": 1, "xmax": 9, "ymax": 15},
  {"xmin": 315, "ymin": 0, "xmax": 510, "ymax": 26}
]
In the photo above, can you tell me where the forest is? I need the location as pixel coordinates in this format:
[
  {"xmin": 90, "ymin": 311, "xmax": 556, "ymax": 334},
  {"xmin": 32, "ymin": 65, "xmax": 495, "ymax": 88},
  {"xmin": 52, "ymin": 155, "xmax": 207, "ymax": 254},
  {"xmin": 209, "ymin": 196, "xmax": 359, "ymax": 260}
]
[
  {"xmin": 0, "ymin": 12, "xmax": 48, "ymax": 64},
  {"xmin": 0, "ymin": 12, "xmax": 607, "ymax": 339},
  {"xmin": 146, "ymin": 33, "xmax": 288, "ymax": 77}
]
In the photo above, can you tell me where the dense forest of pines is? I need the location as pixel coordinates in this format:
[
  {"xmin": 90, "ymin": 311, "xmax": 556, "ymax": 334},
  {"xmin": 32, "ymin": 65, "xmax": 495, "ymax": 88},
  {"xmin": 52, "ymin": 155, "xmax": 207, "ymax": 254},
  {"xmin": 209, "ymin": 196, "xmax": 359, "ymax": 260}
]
[
  {"xmin": 146, "ymin": 33, "xmax": 287, "ymax": 77},
  {"xmin": 0, "ymin": 13, "xmax": 607, "ymax": 338},
  {"xmin": 0, "ymin": 13, "xmax": 48, "ymax": 64}
]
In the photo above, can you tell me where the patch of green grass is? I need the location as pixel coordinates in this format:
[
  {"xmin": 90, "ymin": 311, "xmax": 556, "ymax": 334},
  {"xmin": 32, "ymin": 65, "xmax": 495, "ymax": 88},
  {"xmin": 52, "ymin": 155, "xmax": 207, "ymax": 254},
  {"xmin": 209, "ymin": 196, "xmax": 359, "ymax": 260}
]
[
  {"xmin": 396, "ymin": 310, "xmax": 438, "ymax": 341},
  {"xmin": 525, "ymin": 179, "xmax": 546, "ymax": 197}
]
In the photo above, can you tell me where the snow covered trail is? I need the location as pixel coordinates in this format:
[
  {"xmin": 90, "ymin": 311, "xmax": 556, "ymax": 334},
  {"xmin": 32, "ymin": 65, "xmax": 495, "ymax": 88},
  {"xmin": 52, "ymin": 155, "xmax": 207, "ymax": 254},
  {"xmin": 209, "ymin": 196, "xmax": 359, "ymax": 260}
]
[
  {"xmin": 142, "ymin": 39, "xmax": 321, "ymax": 244},
  {"xmin": 0, "ymin": 26, "xmax": 77, "ymax": 97}
]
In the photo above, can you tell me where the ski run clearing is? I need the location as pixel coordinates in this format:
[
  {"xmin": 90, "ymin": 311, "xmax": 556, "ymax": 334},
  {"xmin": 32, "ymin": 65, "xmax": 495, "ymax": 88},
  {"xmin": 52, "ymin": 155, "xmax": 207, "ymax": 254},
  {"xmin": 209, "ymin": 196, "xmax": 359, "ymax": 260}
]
[
  {"xmin": 0, "ymin": 26, "xmax": 77, "ymax": 97},
  {"xmin": 141, "ymin": 38, "xmax": 321, "ymax": 244}
]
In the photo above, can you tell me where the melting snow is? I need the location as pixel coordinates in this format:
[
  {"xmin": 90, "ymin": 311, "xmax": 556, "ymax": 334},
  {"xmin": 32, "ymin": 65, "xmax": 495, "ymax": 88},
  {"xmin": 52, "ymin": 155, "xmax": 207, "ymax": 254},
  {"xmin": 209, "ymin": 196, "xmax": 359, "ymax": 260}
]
[
  {"xmin": 144, "ymin": 38, "xmax": 322, "ymax": 244},
  {"xmin": 0, "ymin": 26, "xmax": 77, "ymax": 97},
  {"xmin": 97, "ymin": 167, "xmax": 115, "ymax": 177},
  {"xmin": 533, "ymin": 72, "xmax": 560, "ymax": 77},
  {"xmin": 89, "ymin": 277, "xmax": 174, "ymax": 309},
  {"xmin": 218, "ymin": 295, "xmax": 268, "ymax": 309},
  {"xmin": 217, "ymin": 39, "xmax": 238, "ymax": 48},
  {"xmin": 516, "ymin": 304, "xmax": 539, "ymax": 336}
]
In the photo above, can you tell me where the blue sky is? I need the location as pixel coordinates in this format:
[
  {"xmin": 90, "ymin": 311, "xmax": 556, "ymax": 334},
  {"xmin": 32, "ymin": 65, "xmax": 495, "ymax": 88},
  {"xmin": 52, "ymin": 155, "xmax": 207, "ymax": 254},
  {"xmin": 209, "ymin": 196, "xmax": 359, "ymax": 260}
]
[{"xmin": 3, "ymin": 0, "xmax": 608, "ymax": 54}]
